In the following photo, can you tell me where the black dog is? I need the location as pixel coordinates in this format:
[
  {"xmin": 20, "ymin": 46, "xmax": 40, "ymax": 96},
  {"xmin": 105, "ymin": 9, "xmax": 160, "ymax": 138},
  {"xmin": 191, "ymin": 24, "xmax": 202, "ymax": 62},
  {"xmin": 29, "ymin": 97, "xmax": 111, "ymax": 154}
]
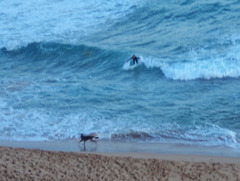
[{"xmin": 79, "ymin": 133, "xmax": 99, "ymax": 150}]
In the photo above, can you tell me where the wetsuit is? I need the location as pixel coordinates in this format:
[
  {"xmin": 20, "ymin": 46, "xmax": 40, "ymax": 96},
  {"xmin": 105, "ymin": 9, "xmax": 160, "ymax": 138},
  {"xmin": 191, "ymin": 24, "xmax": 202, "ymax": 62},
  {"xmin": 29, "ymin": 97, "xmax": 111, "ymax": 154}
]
[{"xmin": 132, "ymin": 56, "xmax": 138, "ymax": 64}]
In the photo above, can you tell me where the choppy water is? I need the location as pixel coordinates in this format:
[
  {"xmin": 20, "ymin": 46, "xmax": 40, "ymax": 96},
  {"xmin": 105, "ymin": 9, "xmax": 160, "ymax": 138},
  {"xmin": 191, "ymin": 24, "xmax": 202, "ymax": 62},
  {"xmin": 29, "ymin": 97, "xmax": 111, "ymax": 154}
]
[{"xmin": 1, "ymin": 0, "xmax": 240, "ymax": 150}]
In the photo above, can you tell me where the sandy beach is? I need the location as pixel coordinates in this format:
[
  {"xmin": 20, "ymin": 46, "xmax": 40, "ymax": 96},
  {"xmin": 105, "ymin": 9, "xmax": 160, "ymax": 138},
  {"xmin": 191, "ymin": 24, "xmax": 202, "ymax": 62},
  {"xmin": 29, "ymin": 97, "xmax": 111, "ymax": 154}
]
[{"xmin": 0, "ymin": 141, "xmax": 240, "ymax": 181}]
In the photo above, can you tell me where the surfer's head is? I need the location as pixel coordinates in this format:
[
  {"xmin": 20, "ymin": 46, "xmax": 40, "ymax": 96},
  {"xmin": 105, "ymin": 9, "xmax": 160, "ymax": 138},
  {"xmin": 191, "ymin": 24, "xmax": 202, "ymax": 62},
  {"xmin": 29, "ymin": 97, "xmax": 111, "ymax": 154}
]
[{"xmin": 132, "ymin": 55, "xmax": 135, "ymax": 58}]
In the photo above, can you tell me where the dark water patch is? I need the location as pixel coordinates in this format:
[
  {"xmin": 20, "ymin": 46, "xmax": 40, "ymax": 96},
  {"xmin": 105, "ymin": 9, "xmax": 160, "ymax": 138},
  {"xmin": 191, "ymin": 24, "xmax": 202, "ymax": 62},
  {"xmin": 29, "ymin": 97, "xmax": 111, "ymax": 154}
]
[{"xmin": 111, "ymin": 131, "xmax": 155, "ymax": 141}]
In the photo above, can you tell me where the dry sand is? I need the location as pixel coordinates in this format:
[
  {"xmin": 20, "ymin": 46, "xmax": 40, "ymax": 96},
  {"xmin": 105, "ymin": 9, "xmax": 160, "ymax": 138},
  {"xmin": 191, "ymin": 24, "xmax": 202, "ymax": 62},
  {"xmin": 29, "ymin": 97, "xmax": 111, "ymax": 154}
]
[{"xmin": 0, "ymin": 146, "xmax": 240, "ymax": 181}]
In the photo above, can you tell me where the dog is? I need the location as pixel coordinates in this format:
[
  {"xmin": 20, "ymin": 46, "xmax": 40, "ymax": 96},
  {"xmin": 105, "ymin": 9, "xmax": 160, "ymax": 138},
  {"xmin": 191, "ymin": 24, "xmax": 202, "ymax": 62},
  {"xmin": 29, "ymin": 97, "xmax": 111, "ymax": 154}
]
[{"xmin": 79, "ymin": 133, "xmax": 99, "ymax": 150}]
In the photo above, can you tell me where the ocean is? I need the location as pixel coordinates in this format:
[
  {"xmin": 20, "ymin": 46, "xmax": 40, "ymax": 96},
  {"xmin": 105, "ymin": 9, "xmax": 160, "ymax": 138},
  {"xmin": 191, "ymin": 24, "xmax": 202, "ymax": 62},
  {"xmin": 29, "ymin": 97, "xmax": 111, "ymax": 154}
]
[{"xmin": 1, "ymin": 0, "xmax": 240, "ymax": 150}]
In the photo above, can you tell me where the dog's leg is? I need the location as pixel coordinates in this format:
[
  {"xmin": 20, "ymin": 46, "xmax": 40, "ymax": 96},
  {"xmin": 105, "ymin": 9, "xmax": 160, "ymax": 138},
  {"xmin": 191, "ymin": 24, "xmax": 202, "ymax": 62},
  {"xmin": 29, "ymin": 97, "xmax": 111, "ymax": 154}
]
[{"xmin": 90, "ymin": 139, "xmax": 97, "ymax": 143}]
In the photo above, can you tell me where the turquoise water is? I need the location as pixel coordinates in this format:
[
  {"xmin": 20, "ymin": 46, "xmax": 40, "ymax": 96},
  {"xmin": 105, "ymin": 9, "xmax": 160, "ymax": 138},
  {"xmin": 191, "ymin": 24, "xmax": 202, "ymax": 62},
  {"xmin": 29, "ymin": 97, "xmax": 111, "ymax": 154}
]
[{"xmin": 0, "ymin": 0, "xmax": 240, "ymax": 150}]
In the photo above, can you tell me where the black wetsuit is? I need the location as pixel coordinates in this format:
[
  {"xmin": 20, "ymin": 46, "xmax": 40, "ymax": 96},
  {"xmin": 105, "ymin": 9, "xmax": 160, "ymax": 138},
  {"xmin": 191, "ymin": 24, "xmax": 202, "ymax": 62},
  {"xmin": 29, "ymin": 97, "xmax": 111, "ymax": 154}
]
[{"xmin": 132, "ymin": 57, "xmax": 138, "ymax": 64}]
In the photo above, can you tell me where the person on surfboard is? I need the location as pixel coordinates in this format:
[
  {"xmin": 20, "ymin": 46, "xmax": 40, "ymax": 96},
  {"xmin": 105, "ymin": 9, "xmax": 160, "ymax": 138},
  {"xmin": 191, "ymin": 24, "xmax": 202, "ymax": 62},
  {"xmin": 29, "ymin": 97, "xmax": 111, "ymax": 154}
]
[{"xmin": 127, "ymin": 55, "xmax": 140, "ymax": 65}]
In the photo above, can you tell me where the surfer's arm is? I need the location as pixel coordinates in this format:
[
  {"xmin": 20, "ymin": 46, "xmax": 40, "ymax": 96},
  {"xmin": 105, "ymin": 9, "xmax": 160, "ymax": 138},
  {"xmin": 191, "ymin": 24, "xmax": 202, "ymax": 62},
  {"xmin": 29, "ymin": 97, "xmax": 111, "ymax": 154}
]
[{"xmin": 126, "ymin": 58, "xmax": 132, "ymax": 62}]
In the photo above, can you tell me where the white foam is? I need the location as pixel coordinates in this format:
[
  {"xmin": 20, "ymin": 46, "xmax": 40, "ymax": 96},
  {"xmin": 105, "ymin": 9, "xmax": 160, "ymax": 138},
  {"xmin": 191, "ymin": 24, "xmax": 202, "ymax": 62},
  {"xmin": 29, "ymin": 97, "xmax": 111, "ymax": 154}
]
[
  {"xmin": 0, "ymin": 106, "xmax": 106, "ymax": 141},
  {"xmin": 0, "ymin": 101, "xmax": 239, "ymax": 149},
  {"xmin": 185, "ymin": 123, "xmax": 239, "ymax": 148},
  {"xmin": 140, "ymin": 43, "xmax": 240, "ymax": 80},
  {"xmin": 162, "ymin": 60, "xmax": 238, "ymax": 80}
]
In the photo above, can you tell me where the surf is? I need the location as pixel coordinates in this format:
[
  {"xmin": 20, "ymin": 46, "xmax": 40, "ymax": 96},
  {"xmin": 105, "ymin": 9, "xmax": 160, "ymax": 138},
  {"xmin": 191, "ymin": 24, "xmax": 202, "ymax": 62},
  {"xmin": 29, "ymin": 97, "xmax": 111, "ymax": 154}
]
[{"xmin": 1, "ymin": 0, "xmax": 240, "ymax": 151}]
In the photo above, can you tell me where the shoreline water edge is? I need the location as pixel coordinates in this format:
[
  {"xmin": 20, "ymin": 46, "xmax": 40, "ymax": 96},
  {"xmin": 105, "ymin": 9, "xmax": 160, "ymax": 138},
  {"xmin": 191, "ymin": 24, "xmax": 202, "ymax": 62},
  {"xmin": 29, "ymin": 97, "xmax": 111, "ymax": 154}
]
[{"xmin": 0, "ymin": 140, "xmax": 240, "ymax": 158}]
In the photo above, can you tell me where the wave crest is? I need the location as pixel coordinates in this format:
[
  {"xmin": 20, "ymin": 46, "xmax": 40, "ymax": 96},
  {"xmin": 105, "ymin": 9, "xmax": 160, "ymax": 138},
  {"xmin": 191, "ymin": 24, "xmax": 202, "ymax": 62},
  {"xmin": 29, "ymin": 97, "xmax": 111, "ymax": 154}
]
[{"xmin": 141, "ymin": 43, "xmax": 240, "ymax": 80}]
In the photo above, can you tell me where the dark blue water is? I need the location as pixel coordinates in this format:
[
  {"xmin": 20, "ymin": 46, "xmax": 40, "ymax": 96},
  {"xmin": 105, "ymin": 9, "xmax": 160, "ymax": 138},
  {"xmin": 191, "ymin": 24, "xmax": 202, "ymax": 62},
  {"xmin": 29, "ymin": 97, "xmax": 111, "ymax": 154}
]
[{"xmin": 0, "ymin": 0, "xmax": 240, "ymax": 150}]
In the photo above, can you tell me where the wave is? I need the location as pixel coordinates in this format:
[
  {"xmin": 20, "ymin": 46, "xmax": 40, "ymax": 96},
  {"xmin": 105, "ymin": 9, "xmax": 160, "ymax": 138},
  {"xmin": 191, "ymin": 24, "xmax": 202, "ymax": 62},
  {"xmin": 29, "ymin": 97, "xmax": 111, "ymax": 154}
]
[
  {"xmin": 0, "ymin": 100, "xmax": 239, "ymax": 149},
  {"xmin": 140, "ymin": 40, "xmax": 240, "ymax": 80},
  {"xmin": 110, "ymin": 123, "xmax": 239, "ymax": 149},
  {"xmin": 162, "ymin": 58, "xmax": 240, "ymax": 80},
  {"xmin": 0, "ymin": 0, "xmax": 142, "ymax": 50},
  {"xmin": 1, "ymin": 0, "xmax": 240, "ymax": 152},
  {"xmin": 1, "ymin": 0, "xmax": 240, "ymax": 55},
  {"xmin": 2, "ymin": 41, "xmax": 240, "ymax": 81},
  {"xmin": 1, "ymin": 42, "xmax": 240, "ymax": 149},
  {"xmin": 1, "ymin": 0, "xmax": 240, "ymax": 62},
  {"xmin": 0, "ymin": 42, "xmax": 123, "ymax": 71}
]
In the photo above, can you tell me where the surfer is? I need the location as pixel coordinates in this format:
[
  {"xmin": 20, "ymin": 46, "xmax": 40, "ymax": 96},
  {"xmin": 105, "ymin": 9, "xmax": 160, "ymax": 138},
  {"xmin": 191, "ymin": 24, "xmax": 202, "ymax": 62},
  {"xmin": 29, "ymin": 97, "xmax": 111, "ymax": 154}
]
[
  {"xmin": 127, "ymin": 55, "xmax": 140, "ymax": 65},
  {"xmin": 131, "ymin": 55, "xmax": 140, "ymax": 65}
]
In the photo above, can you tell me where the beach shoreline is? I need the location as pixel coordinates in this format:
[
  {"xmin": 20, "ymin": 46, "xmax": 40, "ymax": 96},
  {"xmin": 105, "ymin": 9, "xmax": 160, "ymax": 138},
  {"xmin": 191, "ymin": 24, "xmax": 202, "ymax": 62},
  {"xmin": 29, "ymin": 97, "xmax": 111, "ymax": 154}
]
[
  {"xmin": 0, "ymin": 140, "xmax": 240, "ymax": 180},
  {"xmin": 0, "ymin": 140, "xmax": 240, "ymax": 162}
]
